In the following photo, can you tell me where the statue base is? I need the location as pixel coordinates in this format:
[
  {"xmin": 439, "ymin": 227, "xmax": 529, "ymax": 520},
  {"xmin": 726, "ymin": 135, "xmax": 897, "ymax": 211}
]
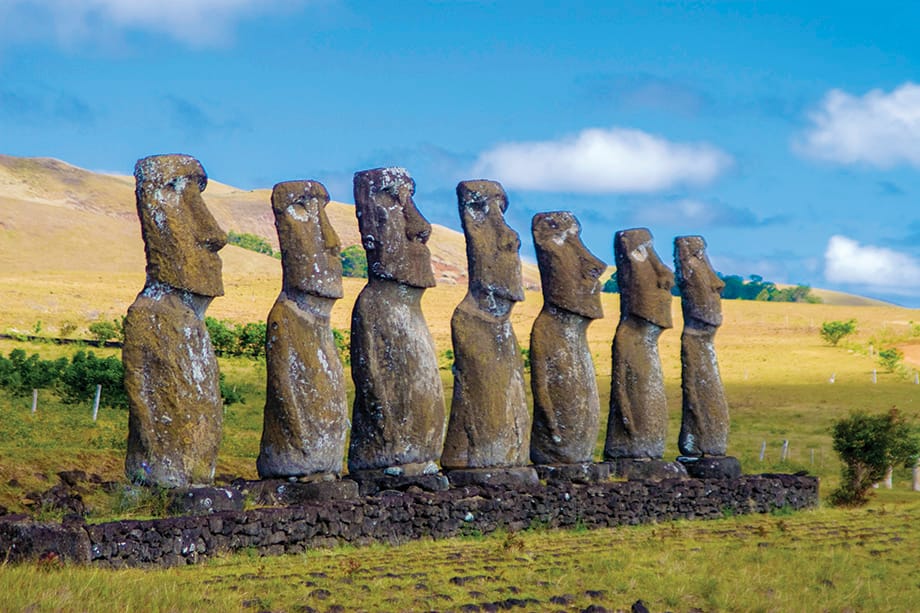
[
  {"xmin": 167, "ymin": 486, "xmax": 245, "ymax": 515},
  {"xmin": 347, "ymin": 465, "xmax": 450, "ymax": 496},
  {"xmin": 234, "ymin": 477, "xmax": 359, "ymax": 505},
  {"xmin": 602, "ymin": 459, "xmax": 689, "ymax": 481},
  {"xmin": 534, "ymin": 462, "xmax": 612, "ymax": 483},
  {"xmin": 677, "ymin": 456, "xmax": 742, "ymax": 479},
  {"xmin": 446, "ymin": 466, "xmax": 540, "ymax": 488}
]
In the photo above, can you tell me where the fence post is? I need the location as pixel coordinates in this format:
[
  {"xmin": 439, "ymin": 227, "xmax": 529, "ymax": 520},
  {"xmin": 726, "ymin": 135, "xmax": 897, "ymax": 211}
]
[
  {"xmin": 872, "ymin": 369, "xmax": 877, "ymax": 384},
  {"xmin": 759, "ymin": 440, "xmax": 766, "ymax": 462},
  {"xmin": 31, "ymin": 389, "xmax": 38, "ymax": 414},
  {"xmin": 780, "ymin": 440, "xmax": 789, "ymax": 462},
  {"xmin": 92, "ymin": 384, "xmax": 102, "ymax": 422},
  {"xmin": 883, "ymin": 466, "xmax": 893, "ymax": 489}
]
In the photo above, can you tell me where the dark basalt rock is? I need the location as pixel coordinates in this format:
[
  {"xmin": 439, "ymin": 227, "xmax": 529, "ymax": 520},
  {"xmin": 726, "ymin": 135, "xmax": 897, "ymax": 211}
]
[
  {"xmin": 442, "ymin": 181, "xmax": 530, "ymax": 470},
  {"xmin": 529, "ymin": 211, "xmax": 606, "ymax": 465},
  {"xmin": 348, "ymin": 168, "xmax": 446, "ymax": 474},
  {"xmin": 604, "ymin": 228, "xmax": 673, "ymax": 461},
  {"xmin": 124, "ymin": 154, "xmax": 226, "ymax": 488}
]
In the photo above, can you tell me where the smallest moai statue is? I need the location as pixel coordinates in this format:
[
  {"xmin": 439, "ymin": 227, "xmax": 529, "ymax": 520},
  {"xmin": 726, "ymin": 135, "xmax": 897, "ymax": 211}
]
[
  {"xmin": 257, "ymin": 181, "xmax": 349, "ymax": 480},
  {"xmin": 529, "ymin": 212, "xmax": 606, "ymax": 469},
  {"xmin": 675, "ymin": 236, "xmax": 740, "ymax": 479}
]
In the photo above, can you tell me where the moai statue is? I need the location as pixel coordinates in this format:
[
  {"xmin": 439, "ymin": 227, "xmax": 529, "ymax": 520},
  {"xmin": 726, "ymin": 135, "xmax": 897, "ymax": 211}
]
[
  {"xmin": 257, "ymin": 181, "xmax": 349, "ymax": 480},
  {"xmin": 604, "ymin": 228, "xmax": 686, "ymax": 479},
  {"xmin": 441, "ymin": 181, "xmax": 536, "ymax": 486},
  {"xmin": 529, "ymin": 212, "xmax": 606, "ymax": 468},
  {"xmin": 124, "ymin": 154, "xmax": 227, "ymax": 488},
  {"xmin": 347, "ymin": 168, "xmax": 446, "ymax": 477},
  {"xmin": 675, "ymin": 236, "xmax": 740, "ymax": 478}
]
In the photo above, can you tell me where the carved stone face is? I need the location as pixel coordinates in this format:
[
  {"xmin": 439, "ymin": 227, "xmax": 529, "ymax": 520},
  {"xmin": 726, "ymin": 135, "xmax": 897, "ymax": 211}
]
[
  {"xmin": 458, "ymin": 180, "xmax": 525, "ymax": 303},
  {"xmin": 353, "ymin": 167, "xmax": 435, "ymax": 288},
  {"xmin": 675, "ymin": 235, "xmax": 724, "ymax": 327},
  {"xmin": 272, "ymin": 180, "xmax": 343, "ymax": 299},
  {"xmin": 614, "ymin": 228, "xmax": 673, "ymax": 328},
  {"xmin": 134, "ymin": 154, "xmax": 226, "ymax": 297},
  {"xmin": 532, "ymin": 211, "xmax": 605, "ymax": 319}
]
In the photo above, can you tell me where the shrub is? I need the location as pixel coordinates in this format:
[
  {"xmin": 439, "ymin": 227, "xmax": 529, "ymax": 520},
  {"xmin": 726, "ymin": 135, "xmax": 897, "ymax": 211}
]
[
  {"xmin": 340, "ymin": 245, "xmax": 368, "ymax": 278},
  {"xmin": 219, "ymin": 372, "xmax": 245, "ymax": 406},
  {"xmin": 88, "ymin": 319, "xmax": 123, "ymax": 343},
  {"xmin": 601, "ymin": 273, "xmax": 618, "ymax": 294},
  {"xmin": 820, "ymin": 319, "xmax": 857, "ymax": 346},
  {"xmin": 237, "ymin": 322, "xmax": 267, "ymax": 359},
  {"xmin": 829, "ymin": 409, "xmax": 920, "ymax": 506},
  {"xmin": 205, "ymin": 317, "xmax": 238, "ymax": 357},
  {"xmin": 878, "ymin": 347, "xmax": 903, "ymax": 372},
  {"xmin": 228, "ymin": 230, "xmax": 274, "ymax": 257},
  {"xmin": 0, "ymin": 349, "xmax": 67, "ymax": 396},
  {"xmin": 332, "ymin": 328, "xmax": 351, "ymax": 366},
  {"xmin": 57, "ymin": 350, "xmax": 128, "ymax": 409}
]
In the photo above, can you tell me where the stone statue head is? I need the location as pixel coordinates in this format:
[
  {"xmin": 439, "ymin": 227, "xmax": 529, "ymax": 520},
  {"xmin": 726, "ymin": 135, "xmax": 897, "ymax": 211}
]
[
  {"xmin": 532, "ymin": 211, "xmax": 605, "ymax": 319},
  {"xmin": 272, "ymin": 180, "xmax": 343, "ymax": 299},
  {"xmin": 614, "ymin": 228, "xmax": 673, "ymax": 328},
  {"xmin": 353, "ymin": 167, "xmax": 435, "ymax": 288},
  {"xmin": 134, "ymin": 154, "xmax": 226, "ymax": 297},
  {"xmin": 675, "ymin": 235, "xmax": 724, "ymax": 327},
  {"xmin": 458, "ymin": 180, "xmax": 525, "ymax": 304}
]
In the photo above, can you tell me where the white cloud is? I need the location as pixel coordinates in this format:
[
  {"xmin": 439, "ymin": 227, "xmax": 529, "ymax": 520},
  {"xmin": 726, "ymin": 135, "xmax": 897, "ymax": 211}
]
[
  {"xmin": 798, "ymin": 82, "xmax": 920, "ymax": 168},
  {"xmin": 1, "ymin": 0, "xmax": 305, "ymax": 46},
  {"xmin": 471, "ymin": 127, "xmax": 732, "ymax": 193},
  {"xmin": 824, "ymin": 235, "xmax": 920, "ymax": 294}
]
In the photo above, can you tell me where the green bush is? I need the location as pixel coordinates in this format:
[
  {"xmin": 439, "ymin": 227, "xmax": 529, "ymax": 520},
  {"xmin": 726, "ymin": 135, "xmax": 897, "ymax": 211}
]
[
  {"xmin": 820, "ymin": 319, "xmax": 857, "ymax": 346},
  {"xmin": 57, "ymin": 350, "xmax": 128, "ymax": 409},
  {"xmin": 601, "ymin": 273, "xmax": 618, "ymax": 294},
  {"xmin": 878, "ymin": 347, "xmax": 903, "ymax": 372},
  {"xmin": 332, "ymin": 328, "xmax": 351, "ymax": 366},
  {"xmin": 228, "ymin": 230, "xmax": 274, "ymax": 257},
  {"xmin": 0, "ymin": 349, "xmax": 68, "ymax": 397},
  {"xmin": 829, "ymin": 409, "xmax": 920, "ymax": 506},
  {"xmin": 88, "ymin": 319, "xmax": 123, "ymax": 343},
  {"xmin": 237, "ymin": 322, "xmax": 267, "ymax": 359},
  {"xmin": 340, "ymin": 245, "xmax": 368, "ymax": 278}
]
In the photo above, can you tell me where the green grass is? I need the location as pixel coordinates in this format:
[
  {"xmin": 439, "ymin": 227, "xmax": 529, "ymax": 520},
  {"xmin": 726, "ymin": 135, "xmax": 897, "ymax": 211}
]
[
  {"xmin": 1, "ymin": 494, "xmax": 918, "ymax": 611},
  {"xmin": 3, "ymin": 298, "xmax": 920, "ymax": 609}
]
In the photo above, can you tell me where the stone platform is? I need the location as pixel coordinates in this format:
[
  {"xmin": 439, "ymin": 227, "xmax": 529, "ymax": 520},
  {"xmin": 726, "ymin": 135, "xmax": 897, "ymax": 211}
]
[{"xmin": 0, "ymin": 473, "xmax": 819, "ymax": 568}]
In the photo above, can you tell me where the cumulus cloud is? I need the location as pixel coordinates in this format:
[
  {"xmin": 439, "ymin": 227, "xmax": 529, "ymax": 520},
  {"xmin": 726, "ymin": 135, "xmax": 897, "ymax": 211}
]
[
  {"xmin": 825, "ymin": 235, "xmax": 920, "ymax": 294},
  {"xmin": 798, "ymin": 83, "xmax": 920, "ymax": 168},
  {"xmin": 471, "ymin": 127, "xmax": 732, "ymax": 194},
  {"xmin": 1, "ymin": 0, "xmax": 306, "ymax": 46}
]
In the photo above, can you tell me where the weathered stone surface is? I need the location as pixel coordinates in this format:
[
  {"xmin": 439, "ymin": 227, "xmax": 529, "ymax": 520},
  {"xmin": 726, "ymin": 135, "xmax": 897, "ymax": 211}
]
[
  {"xmin": 604, "ymin": 228, "xmax": 673, "ymax": 460},
  {"xmin": 0, "ymin": 517, "xmax": 91, "ymax": 564},
  {"xmin": 348, "ymin": 168, "xmax": 445, "ymax": 473},
  {"xmin": 125, "ymin": 154, "xmax": 226, "ymax": 488},
  {"xmin": 675, "ymin": 236, "xmax": 730, "ymax": 457},
  {"xmin": 529, "ymin": 212, "xmax": 606, "ymax": 465},
  {"xmin": 168, "ymin": 486, "xmax": 245, "ymax": 515},
  {"xmin": 603, "ymin": 459, "xmax": 689, "ymax": 481},
  {"xmin": 353, "ymin": 167, "xmax": 435, "ymax": 288},
  {"xmin": 677, "ymin": 456, "xmax": 742, "ymax": 479},
  {"xmin": 442, "ymin": 181, "xmax": 530, "ymax": 469},
  {"xmin": 235, "ymin": 478, "xmax": 360, "ymax": 505},
  {"xmin": 258, "ymin": 181, "xmax": 348, "ymax": 479},
  {"xmin": 133, "ymin": 154, "xmax": 225, "ymax": 297},
  {"xmin": 445, "ymin": 467, "xmax": 539, "ymax": 489},
  {"xmin": 533, "ymin": 462, "xmax": 612, "ymax": 483}
]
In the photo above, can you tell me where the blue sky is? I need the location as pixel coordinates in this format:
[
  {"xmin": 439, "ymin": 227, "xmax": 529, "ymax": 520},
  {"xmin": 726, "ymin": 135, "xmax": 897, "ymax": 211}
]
[{"xmin": 2, "ymin": 1, "xmax": 920, "ymax": 306}]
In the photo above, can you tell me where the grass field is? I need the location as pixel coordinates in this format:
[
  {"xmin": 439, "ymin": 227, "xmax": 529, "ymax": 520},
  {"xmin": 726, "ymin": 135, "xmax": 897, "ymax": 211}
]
[{"xmin": 2, "ymin": 291, "xmax": 920, "ymax": 610}]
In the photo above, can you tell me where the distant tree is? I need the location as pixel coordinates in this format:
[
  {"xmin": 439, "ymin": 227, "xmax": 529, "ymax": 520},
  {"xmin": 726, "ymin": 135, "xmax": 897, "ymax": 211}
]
[
  {"xmin": 820, "ymin": 319, "xmax": 857, "ymax": 346},
  {"xmin": 237, "ymin": 322, "xmax": 267, "ymax": 359},
  {"xmin": 228, "ymin": 231, "xmax": 275, "ymax": 257},
  {"xmin": 0, "ymin": 349, "xmax": 67, "ymax": 397},
  {"xmin": 829, "ymin": 409, "xmax": 920, "ymax": 506},
  {"xmin": 205, "ymin": 317, "xmax": 238, "ymax": 357},
  {"xmin": 340, "ymin": 245, "xmax": 368, "ymax": 278}
]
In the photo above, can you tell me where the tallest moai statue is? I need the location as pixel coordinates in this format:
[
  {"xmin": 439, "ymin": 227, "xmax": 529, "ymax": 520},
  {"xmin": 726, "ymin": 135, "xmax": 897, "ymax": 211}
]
[
  {"xmin": 123, "ymin": 154, "xmax": 227, "ymax": 488},
  {"xmin": 347, "ymin": 167, "xmax": 446, "ymax": 476}
]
